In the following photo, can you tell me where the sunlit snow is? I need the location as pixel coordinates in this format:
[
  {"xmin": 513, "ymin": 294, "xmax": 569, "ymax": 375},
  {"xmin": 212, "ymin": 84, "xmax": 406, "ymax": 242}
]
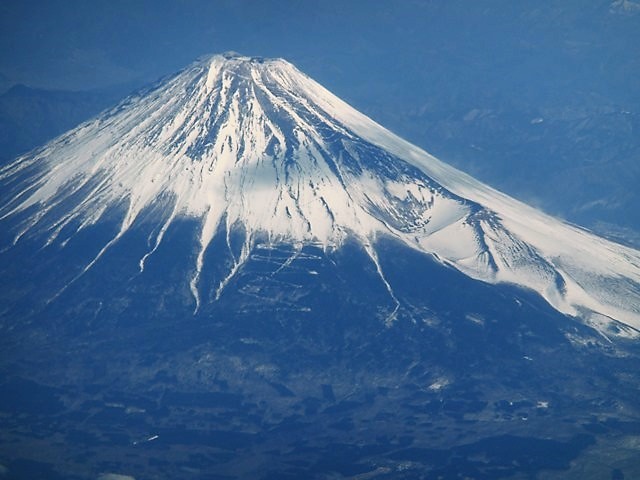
[{"xmin": 1, "ymin": 53, "xmax": 639, "ymax": 332}]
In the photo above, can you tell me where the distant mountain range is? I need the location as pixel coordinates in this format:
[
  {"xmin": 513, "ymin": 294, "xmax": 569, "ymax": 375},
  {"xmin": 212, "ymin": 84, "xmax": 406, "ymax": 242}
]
[{"xmin": 0, "ymin": 82, "xmax": 137, "ymax": 165}]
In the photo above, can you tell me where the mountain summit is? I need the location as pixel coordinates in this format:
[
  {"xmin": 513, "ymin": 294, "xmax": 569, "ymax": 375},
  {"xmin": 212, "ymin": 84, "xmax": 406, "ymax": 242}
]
[{"xmin": 2, "ymin": 53, "xmax": 639, "ymax": 332}]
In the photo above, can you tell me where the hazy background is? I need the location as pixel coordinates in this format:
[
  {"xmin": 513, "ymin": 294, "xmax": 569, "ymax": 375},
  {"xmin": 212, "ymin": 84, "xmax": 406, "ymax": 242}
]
[{"xmin": 1, "ymin": 0, "xmax": 638, "ymax": 245}]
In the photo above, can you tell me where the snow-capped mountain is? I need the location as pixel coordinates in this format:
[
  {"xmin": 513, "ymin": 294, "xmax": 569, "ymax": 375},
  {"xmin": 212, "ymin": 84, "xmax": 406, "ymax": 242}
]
[
  {"xmin": 1, "ymin": 52, "xmax": 639, "ymax": 334},
  {"xmin": 5, "ymin": 52, "xmax": 640, "ymax": 480}
]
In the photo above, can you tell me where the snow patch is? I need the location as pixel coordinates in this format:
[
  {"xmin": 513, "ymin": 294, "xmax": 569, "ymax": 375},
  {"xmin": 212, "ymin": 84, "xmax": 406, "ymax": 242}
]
[{"xmin": 97, "ymin": 475, "xmax": 136, "ymax": 480}]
